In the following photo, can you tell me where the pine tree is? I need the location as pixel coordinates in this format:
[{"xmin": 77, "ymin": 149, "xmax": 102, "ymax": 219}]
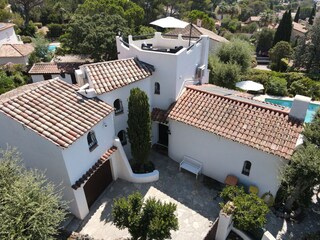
[
  {"xmin": 309, "ymin": 4, "xmax": 316, "ymax": 25},
  {"xmin": 294, "ymin": 6, "xmax": 300, "ymax": 23},
  {"xmin": 273, "ymin": 10, "xmax": 293, "ymax": 46},
  {"xmin": 127, "ymin": 88, "xmax": 151, "ymax": 170}
]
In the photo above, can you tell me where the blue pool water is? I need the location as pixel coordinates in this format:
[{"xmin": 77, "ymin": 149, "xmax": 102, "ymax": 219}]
[
  {"xmin": 265, "ymin": 98, "xmax": 320, "ymax": 123},
  {"xmin": 48, "ymin": 45, "xmax": 57, "ymax": 52}
]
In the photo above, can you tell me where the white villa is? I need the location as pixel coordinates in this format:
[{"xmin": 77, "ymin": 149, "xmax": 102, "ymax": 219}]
[
  {"xmin": 0, "ymin": 22, "xmax": 34, "ymax": 65},
  {"xmin": 0, "ymin": 32, "xmax": 307, "ymax": 220}
]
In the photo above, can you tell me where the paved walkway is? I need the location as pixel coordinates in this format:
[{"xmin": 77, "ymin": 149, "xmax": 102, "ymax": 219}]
[{"xmin": 77, "ymin": 151, "xmax": 220, "ymax": 240}]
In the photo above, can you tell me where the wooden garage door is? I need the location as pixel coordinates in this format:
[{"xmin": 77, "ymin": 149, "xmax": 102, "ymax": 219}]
[{"xmin": 84, "ymin": 159, "xmax": 113, "ymax": 208}]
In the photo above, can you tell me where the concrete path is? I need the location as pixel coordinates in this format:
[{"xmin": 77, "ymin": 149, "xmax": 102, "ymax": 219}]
[{"xmin": 77, "ymin": 151, "xmax": 220, "ymax": 240}]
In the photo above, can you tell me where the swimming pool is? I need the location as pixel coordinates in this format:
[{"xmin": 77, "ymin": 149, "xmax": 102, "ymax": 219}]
[
  {"xmin": 265, "ymin": 98, "xmax": 320, "ymax": 123},
  {"xmin": 48, "ymin": 45, "xmax": 57, "ymax": 52}
]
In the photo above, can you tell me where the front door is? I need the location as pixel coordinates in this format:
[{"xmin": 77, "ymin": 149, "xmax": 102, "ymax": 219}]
[
  {"xmin": 83, "ymin": 159, "xmax": 113, "ymax": 208},
  {"xmin": 158, "ymin": 124, "xmax": 168, "ymax": 147}
]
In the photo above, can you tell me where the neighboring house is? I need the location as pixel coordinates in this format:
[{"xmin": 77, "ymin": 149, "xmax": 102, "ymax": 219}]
[
  {"xmin": 29, "ymin": 55, "xmax": 93, "ymax": 84},
  {"xmin": 29, "ymin": 62, "xmax": 79, "ymax": 84},
  {"xmin": 167, "ymin": 23, "xmax": 229, "ymax": 54},
  {"xmin": 0, "ymin": 23, "xmax": 34, "ymax": 65},
  {"xmin": 0, "ymin": 23, "xmax": 23, "ymax": 46},
  {"xmin": 245, "ymin": 16, "xmax": 261, "ymax": 24},
  {"xmin": 291, "ymin": 22, "xmax": 308, "ymax": 41},
  {"xmin": 0, "ymin": 43, "xmax": 34, "ymax": 65}
]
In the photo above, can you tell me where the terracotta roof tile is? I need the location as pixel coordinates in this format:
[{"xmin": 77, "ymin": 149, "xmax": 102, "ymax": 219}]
[
  {"xmin": 168, "ymin": 85, "xmax": 303, "ymax": 160},
  {"xmin": 0, "ymin": 44, "xmax": 34, "ymax": 57},
  {"xmin": 0, "ymin": 79, "xmax": 113, "ymax": 148},
  {"xmin": 29, "ymin": 62, "xmax": 84, "ymax": 75},
  {"xmin": 71, "ymin": 146, "xmax": 117, "ymax": 190},
  {"xmin": 151, "ymin": 103, "xmax": 176, "ymax": 123},
  {"xmin": 83, "ymin": 58, "xmax": 154, "ymax": 94}
]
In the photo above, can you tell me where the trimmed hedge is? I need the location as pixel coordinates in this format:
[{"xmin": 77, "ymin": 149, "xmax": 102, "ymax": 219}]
[{"xmin": 240, "ymin": 70, "xmax": 320, "ymax": 100}]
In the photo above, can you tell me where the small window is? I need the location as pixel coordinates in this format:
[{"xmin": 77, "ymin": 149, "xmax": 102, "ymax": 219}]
[
  {"xmin": 43, "ymin": 74, "xmax": 52, "ymax": 80},
  {"xmin": 87, "ymin": 131, "xmax": 98, "ymax": 151},
  {"xmin": 114, "ymin": 99, "xmax": 123, "ymax": 115},
  {"xmin": 242, "ymin": 161, "xmax": 251, "ymax": 176},
  {"xmin": 118, "ymin": 130, "xmax": 127, "ymax": 146},
  {"xmin": 154, "ymin": 82, "xmax": 160, "ymax": 95}
]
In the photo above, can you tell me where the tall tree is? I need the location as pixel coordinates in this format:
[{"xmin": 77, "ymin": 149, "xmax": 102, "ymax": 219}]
[
  {"xmin": 127, "ymin": 88, "xmax": 151, "ymax": 171},
  {"xmin": 61, "ymin": 13, "xmax": 130, "ymax": 61},
  {"xmin": 10, "ymin": 0, "xmax": 43, "ymax": 28},
  {"xmin": 256, "ymin": 28, "xmax": 275, "ymax": 54},
  {"xmin": 294, "ymin": 17, "xmax": 320, "ymax": 74},
  {"xmin": 273, "ymin": 10, "xmax": 293, "ymax": 46},
  {"xmin": 277, "ymin": 109, "xmax": 320, "ymax": 212},
  {"xmin": 269, "ymin": 41, "xmax": 293, "ymax": 71},
  {"xmin": 308, "ymin": 3, "xmax": 316, "ymax": 25},
  {"xmin": 0, "ymin": 147, "xmax": 67, "ymax": 239},
  {"xmin": 294, "ymin": 6, "xmax": 300, "ymax": 23}
]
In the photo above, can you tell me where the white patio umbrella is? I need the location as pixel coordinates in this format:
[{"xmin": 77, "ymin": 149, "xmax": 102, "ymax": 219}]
[
  {"xmin": 236, "ymin": 81, "xmax": 264, "ymax": 91},
  {"xmin": 150, "ymin": 16, "xmax": 189, "ymax": 29}
]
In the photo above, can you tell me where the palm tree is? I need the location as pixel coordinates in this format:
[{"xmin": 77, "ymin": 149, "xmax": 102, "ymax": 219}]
[
  {"xmin": 215, "ymin": 1, "xmax": 229, "ymax": 20},
  {"xmin": 229, "ymin": 4, "xmax": 241, "ymax": 18},
  {"xmin": 260, "ymin": 10, "xmax": 274, "ymax": 27}
]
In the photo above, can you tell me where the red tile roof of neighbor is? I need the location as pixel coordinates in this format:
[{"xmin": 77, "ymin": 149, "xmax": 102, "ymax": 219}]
[
  {"xmin": 72, "ymin": 146, "xmax": 117, "ymax": 190},
  {"xmin": 0, "ymin": 79, "xmax": 114, "ymax": 148},
  {"xmin": 168, "ymin": 85, "xmax": 303, "ymax": 160},
  {"xmin": 0, "ymin": 44, "xmax": 34, "ymax": 57},
  {"xmin": 28, "ymin": 62, "xmax": 84, "ymax": 75},
  {"xmin": 83, "ymin": 58, "xmax": 154, "ymax": 95}
]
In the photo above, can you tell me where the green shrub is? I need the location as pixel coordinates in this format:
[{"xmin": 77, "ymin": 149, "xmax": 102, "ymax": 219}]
[
  {"xmin": 289, "ymin": 78, "xmax": 320, "ymax": 100},
  {"xmin": 33, "ymin": 22, "xmax": 43, "ymax": 28},
  {"xmin": 209, "ymin": 57, "xmax": 241, "ymax": 89},
  {"xmin": 112, "ymin": 192, "xmax": 178, "ymax": 240},
  {"xmin": 242, "ymin": 22, "xmax": 258, "ymax": 33},
  {"xmin": 220, "ymin": 186, "xmax": 269, "ymax": 232},
  {"xmin": 21, "ymin": 35, "xmax": 32, "ymax": 43},
  {"xmin": 21, "ymin": 21, "xmax": 37, "ymax": 36},
  {"xmin": 266, "ymin": 76, "xmax": 288, "ymax": 96},
  {"xmin": 47, "ymin": 23, "xmax": 65, "ymax": 38}
]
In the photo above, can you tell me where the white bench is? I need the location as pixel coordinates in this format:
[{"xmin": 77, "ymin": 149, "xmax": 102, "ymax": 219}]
[{"xmin": 179, "ymin": 156, "xmax": 202, "ymax": 179}]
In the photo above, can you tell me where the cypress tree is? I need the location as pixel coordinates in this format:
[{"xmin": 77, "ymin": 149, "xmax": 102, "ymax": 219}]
[
  {"xmin": 273, "ymin": 10, "xmax": 293, "ymax": 46},
  {"xmin": 309, "ymin": 4, "xmax": 316, "ymax": 25},
  {"xmin": 127, "ymin": 88, "xmax": 151, "ymax": 170},
  {"xmin": 294, "ymin": 6, "xmax": 300, "ymax": 23}
]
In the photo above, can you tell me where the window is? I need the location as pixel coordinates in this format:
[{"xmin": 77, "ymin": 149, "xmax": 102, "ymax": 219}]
[
  {"xmin": 154, "ymin": 82, "xmax": 160, "ymax": 95},
  {"xmin": 118, "ymin": 130, "xmax": 127, "ymax": 146},
  {"xmin": 242, "ymin": 161, "xmax": 251, "ymax": 176},
  {"xmin": 114, "ymin": 99, "xmax": 123, "ymax": 115},
  {"xmin": 87, "ymin": 131, "xmax": 98, "ymax": 151},
  {"xmin": 43, "ymin": 74, "xmax": 52, "ymax": 80}
]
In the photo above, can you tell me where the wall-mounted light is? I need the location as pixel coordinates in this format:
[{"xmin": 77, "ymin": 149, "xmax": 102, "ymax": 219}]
[
  {"xmin": 103, "ymin": 121, "xmax": 108, "ymax": 128},
  {"xmin": 167, "ymin": 128, "xmax": 171, "ymax": 135}
]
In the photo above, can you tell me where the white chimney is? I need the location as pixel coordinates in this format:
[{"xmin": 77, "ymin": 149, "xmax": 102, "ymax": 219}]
[
  {"xmin": 77, "ymin": 83, "xmax": 97, "ymax": 98},
  {"xmin": 196, "ymin": 19, "xmax": 202, "ymax": 27},
  {"xmin": 75, "ymin": 69, "xmax": 86, "ymax": 86},
  {"xmin": 289, "ymin": 95, "xmax": 311, "ymax": 122}
]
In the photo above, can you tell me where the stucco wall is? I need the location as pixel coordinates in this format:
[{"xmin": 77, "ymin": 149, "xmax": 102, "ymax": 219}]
[
  {"xmin": 31, "ymin": 74, "xmax": 73, "ymax": 84},
  {"xmin": 116, "ymin": 35, "xmax": 210, "ymax": 110},
  {"xmin": 0, "ymin": 27, "xmax": 22, "ymax": 46},
  {"xmin": 0, "ymin": 56, "xmax": 28, "ymax": 65},
  {"xmin": 168, "ymin": 120, "xmax": 286, "ymax": 197},
  {"xmin": 61, "ymin": 114, "xmax": 115, "ymax": 218},
  {"xmin": 97, "ymin": 78, "xmax": 151, "ymax": 157},
  {"xmin": 0, "ymin": 113, "xmax": 77, "ymax": 216}
]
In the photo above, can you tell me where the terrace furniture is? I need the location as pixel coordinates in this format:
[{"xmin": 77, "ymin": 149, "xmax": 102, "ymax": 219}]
[
  {"xmin": 224, "ymin": 175, "xmax": 238, "ymax": 186},
  {"xmin": 179, "ymin": 156, "xmax": 202, "ymax": 179}
]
